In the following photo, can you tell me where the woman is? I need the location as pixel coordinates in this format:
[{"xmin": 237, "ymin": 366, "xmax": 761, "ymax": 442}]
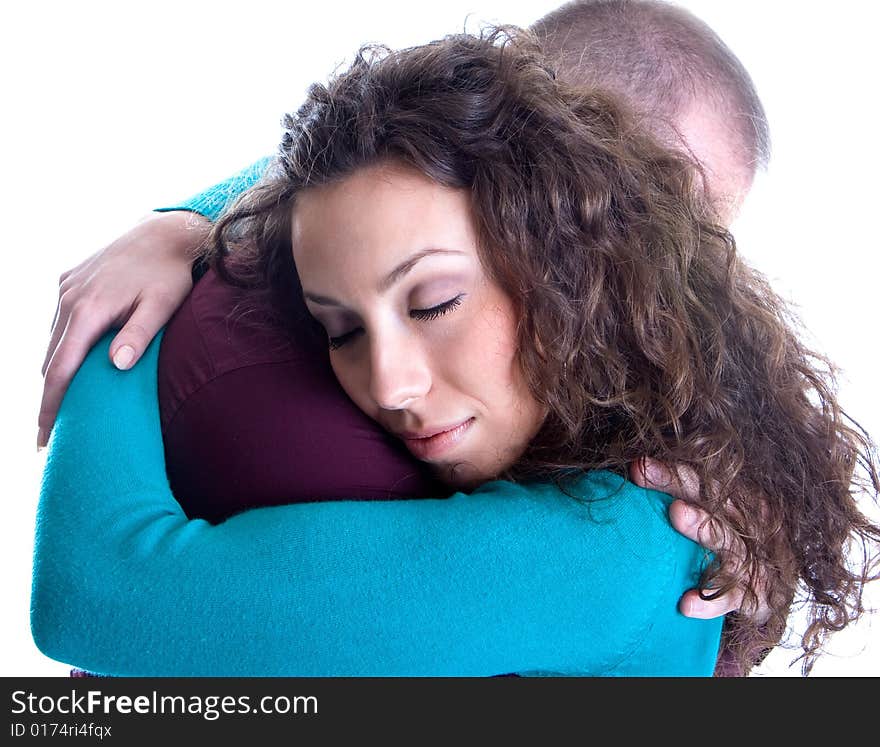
[{"xmin": 32, "ymin": 29, "xmax": 880, "ymax": 676}]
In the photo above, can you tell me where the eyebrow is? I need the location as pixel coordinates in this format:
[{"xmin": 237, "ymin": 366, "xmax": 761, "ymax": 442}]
[{"xmin": 303, "ymin": 248, "xmax": 464, "ymax": 306}]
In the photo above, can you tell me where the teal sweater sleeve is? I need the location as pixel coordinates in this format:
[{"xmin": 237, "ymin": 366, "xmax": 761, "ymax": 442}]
[
  {"xmin": 31, "ymin": 333, "xmax": 723, "ymax": 677},
  {"xmin": 153, "ymin": 156, "xmax": 273, "ymax": 222}
]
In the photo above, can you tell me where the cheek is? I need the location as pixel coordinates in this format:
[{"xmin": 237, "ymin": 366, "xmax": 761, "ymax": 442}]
[
  {"xmin": 484, "ymin": 295, "xmax": 521, "ymax": 370},
  {"xmin": 477, "ymin": 299, "xmax": 545, "ymax": 435},
  {"xmin": 462, "ymin": 298, "xmax": 524, "ymax": 401}
]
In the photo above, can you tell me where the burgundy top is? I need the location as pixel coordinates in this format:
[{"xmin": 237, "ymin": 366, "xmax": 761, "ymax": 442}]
[{"xmin": 157, "ymin": 268, "xmax": 443, "ymax": 524}]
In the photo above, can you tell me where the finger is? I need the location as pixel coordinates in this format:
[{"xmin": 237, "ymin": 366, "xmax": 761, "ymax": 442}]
[
  {"xmin": 58, "ymin": 253, "xmax": 92, "ymax": 288},
  {"xmin": 667, "ymin": 498, "xmax": 701, "ymax": 542},
  {"xmin": 632, "ymin": 457, "xmax": 705, "ymax": 504},
  {"xmin": 679, "ymin": 587, "xmax": 745, "ymax": 619},
  {"xmin": 38, "ymin": 309, "xmax": 113, "ymax": 447},
  {"xmin": 668, "ymin": 499, "xmax": 743, "ymax": 562},
  {"xmin": 107, "ymin": 297, "xmax": 174, "ymax": 371},
  {"xmin": 667, "ymin": 462, "xmax": 701, "ymax": 503},
  {"xmin": 628, "ymin": 457, "xmax": 652, "ymax": 487},
  {"xmin": 42, "ymin": 289, "xmax": 76, "ymax": 376},
  {"xmin": 42, "ymin": 306, "xmax": 65, "ymax": 376},
  {"xmin": 629, "ymin": 456, "xmax": 672, "ymax": 491},
  {"xmin": 59, "ymin": 267, "xmax": 74, "ymax": 285},
  {"xmin": 629, "ymin": 457, "xmax": 691, "ymax": 497}
]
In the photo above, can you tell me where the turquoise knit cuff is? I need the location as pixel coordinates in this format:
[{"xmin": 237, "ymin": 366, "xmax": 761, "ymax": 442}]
[{"xmin": 153, "ymin": 156, "xmax": 273, "ymax": 222}]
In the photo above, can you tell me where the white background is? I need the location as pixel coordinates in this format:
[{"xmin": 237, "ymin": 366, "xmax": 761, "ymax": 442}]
[{"xmin": 1, "ymin": 1, "xmax": 878, "ymax": 677}]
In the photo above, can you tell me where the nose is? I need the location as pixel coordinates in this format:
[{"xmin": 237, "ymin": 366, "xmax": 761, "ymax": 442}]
[{"xmin": 368, "ymin": 333, "xmax": 431, "ymax": 411}]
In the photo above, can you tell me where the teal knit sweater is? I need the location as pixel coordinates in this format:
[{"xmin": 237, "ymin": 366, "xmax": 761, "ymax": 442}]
[
  {"xmin": 31, "ymin": 333, "xmax": 723, "ymax": 676},
  {"xmin": 154, "ymin": 156, "xmax": 273, "ymax": 222}
]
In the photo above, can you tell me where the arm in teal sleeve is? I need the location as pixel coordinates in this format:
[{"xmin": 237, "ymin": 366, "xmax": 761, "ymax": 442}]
[
  {"xmin": 153, "ymin": 156, "xmax": 273, "ymax": 223},
  {"xmin": 31, "ymin": 333, "xmax": 723, "ymax": 677}
]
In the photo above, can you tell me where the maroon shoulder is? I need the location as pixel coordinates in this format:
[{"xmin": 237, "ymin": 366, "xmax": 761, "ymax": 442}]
[
  {"xmin": 158, "ymin": 268, "xmax": 304, "ymax": 432},
  {"xmin": 157, "ymin": 268, "xmax": 442, "ymax": 524}
]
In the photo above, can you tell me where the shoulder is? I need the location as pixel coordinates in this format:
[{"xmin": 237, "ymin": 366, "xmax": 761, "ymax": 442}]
[{"xmin": 157, "ymin": 268, "xmax": 305, "ymax": 431}]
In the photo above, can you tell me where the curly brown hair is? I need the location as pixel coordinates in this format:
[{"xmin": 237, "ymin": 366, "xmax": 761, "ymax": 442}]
[{"xmin": 205, "ymin": 28, "xmax": 880, "ymax": 676}]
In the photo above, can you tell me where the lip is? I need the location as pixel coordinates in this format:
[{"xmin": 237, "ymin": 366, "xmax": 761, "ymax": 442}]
[{"xmin": 398, "ymin": 418, "xmax": 475, "ymax": 461}]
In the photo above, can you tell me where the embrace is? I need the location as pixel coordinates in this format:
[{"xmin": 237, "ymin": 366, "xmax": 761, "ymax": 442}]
[{"xmin": 32, "ymin": 1, "xmax": 880, "ymax": 677}]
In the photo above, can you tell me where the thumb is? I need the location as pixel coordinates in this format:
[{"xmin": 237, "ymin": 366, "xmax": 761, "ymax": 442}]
[{"xmin": 108, "ymin": 300, "xmax": 169, "ymax": 370}]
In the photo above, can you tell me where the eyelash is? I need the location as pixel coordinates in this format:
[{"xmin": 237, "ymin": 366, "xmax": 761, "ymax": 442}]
[
  {"xmin": 411, "ymin": 293, "xmax": 464, "ymax": 321},
  {"xmin": 328, "ymin": 294, "xmax": 465, "ymax": 350}
]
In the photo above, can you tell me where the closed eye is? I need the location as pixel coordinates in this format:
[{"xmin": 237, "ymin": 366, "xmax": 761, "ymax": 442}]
[
  {"xmin": 328, "ymin": 294, "xmax": 466, "ymax": 350},
  {"xmin": 410, "ymin": 294, "xmax": 465, "ymax": 321},
  {"xmin": 328, "ymin": 328, "xmax": 363, "ymax": 350}
]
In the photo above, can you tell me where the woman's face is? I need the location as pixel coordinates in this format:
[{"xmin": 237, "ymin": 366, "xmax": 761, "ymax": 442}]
[{"xmin": 291, "ymin": 162, "xmax": 546, "ymax": 489}]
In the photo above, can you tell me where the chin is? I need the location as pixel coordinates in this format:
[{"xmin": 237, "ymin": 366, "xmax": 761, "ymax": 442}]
[{"xmin": 436, "ymin": 459, "xmax": 502, "ymax": 492}]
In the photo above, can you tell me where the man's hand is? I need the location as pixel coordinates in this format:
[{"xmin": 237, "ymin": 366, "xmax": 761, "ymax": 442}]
[
  {"xmin": 38, "ymin": 210, "xmax": 210, "ymax": 449},
  {"xmin": 630, "ymin": 457, "xmax": 770, "ymax": 622}
]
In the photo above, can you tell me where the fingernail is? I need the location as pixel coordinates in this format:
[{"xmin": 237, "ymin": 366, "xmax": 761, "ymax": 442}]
[
  {"xmin": 37, "ymin": 428, "xmax": 48, "ymax": 452},
  {"xmin": 678, "ymin": 502, "xmax": 698, "ymax": 529},
  {"xmin": 682, "ymin": 597, "xmax": 708, "ymax": 618},
  {"xmin": 113, "ymin": 345, "xmax": 135, "ymax": 370}
]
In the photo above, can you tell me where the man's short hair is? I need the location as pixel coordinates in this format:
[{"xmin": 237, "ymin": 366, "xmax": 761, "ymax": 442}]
[{"xmin": 531, "ymin": 0, "xmax": 770, "ymax": 177}]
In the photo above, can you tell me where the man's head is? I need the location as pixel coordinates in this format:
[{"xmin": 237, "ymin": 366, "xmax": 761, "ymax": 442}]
[{"xmin": 531, "ymin": 0, "xmax": 770, "ymax": 223}]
